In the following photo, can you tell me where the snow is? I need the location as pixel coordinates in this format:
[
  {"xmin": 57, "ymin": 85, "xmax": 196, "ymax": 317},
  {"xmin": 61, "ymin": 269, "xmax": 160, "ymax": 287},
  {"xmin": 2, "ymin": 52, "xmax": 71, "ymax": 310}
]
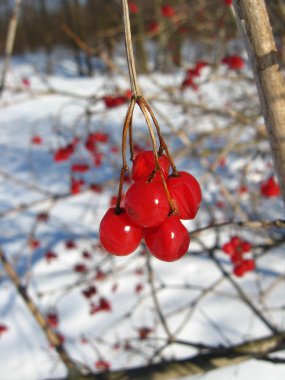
[{"xmin": 0, "ymin": 52, "xmax": 285, "ymax": 380}]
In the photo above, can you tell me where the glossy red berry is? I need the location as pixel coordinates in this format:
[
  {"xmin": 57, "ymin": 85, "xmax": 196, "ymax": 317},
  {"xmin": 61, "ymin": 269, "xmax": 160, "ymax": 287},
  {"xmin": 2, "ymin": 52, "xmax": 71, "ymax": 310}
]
[
  {"xmin": 167, "ymin": 171, "xmax": 202, "ymax": 219},
  {"xmin": 125, "ymin": 181, "xmax": 170, "ymax": 227},
  {"xmin": 99, "ymin": 208, "xmax": 143, "ymax": 255},
  {"xmin": 145, "ymin": 216, "xmax": 190, "ymax": 262},
  {"xmin": 131, "ymin": 150, "xmax": 170, "ymax": 182}
]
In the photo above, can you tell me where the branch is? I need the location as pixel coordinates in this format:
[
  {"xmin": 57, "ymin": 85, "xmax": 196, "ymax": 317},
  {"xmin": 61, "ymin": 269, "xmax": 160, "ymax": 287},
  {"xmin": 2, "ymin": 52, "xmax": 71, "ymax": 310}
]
[
  {"xmin": 46, "ymin": 330, "xmax": 285, "ymax": 380},
  {"xmin": 191, "ymin": 219, "xmax": 285, "ymax": 237},
  {"xmin": 233, "ymin": 0, "xmax": 285, "ymax": 207}
]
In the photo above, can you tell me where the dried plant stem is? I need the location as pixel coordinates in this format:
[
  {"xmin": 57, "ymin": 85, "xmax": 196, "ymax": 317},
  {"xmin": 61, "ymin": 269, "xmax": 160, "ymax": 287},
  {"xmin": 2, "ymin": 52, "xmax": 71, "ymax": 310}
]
[
  {"xmin": 121, "ymin": 0, "xmax": 142, "ymax": 98},
  {"xmin": 144, "ymin": 100, "xmax": 178, "ymax": 176},
  {"xmin": 115, "ymin": 98, "xmax": 136, "ymax": 214},
  {"xmin": 0, "ymin": 0, "xmax": 22, "ymax": 95}
]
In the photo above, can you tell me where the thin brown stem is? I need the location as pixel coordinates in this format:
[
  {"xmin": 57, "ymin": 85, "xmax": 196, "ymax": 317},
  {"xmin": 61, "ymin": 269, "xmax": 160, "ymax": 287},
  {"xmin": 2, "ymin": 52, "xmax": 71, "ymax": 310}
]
[
  {"xmin": 121, "ymin": 0, "xmax": 142, "ymax": 97},
  {"xmin": 144, "ymin": 99, "xmax": 179, "ymax": 176},
  {"xmin": 115, "ymin": 98, "xmax": 136, "ymax": 214},
  {"xmin": 146, "ymin": 252, "xmax": 173, "ymax": 341}
]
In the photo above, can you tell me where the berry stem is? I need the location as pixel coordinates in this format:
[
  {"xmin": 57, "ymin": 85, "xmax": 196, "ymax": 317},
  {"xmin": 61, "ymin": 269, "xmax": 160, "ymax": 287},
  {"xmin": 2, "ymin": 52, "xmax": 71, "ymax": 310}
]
[
  {"xmin": 138, "ymin": 99, "xmax": 177, "ymax": 214},
  {"xmin": 129, "ymin": 120, "xmax": 134, "ymax": 161},
  {"xmin": 143, "ymin": 99, "xmax": 179, "ymax": 176},
  {"xmin": 121, "ymin": 0, "xmax": 142, "ymax": 98},
  {"xmin": 115, "ymin": 98, "xmax": 136, "ymax": 214}
]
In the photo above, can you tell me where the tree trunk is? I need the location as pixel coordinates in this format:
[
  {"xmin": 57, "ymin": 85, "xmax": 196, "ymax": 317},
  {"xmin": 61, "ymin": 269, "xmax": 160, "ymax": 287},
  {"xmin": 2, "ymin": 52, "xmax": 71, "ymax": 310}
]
[{"xmin": 233, "ymin": 0, "xmax": 285, "ymax": 208}]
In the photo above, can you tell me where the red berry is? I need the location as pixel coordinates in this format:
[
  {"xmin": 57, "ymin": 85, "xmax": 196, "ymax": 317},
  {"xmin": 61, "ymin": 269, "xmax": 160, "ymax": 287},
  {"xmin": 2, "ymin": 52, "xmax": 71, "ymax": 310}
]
[
  {"xmin": 29, "ymin": 239, "xmax": 40, "ymax": 249},
  {"xmin": 233, "ymin": 264, "xmax": 246, "ymax": 277},
  {"xmin": 87, "ymin": 131, "xmax": 109, "ymax": 143},
  {"xmin": 161, "ymin": 5, "xmax": 175, "ymax": 17},
  {"xmin": 222, "ymin": 242, "xmax": 235, "ymax": 255},
  {"xmin": 99, "ymin": 208, "xmax": 143, "ymax": 255},
  {"xmin": 138, "ymin": 327, "xmax": 153, "ymax": 340},
  {"xmin": 74, "ymin": 263, "xmax": 87, "ymax": 273},
  {"xmin": 95, "ymin": 360, "xmax": 110, "ymax": 371},
  {"xmin": 243, "ymin": 259, "xmax": 255, "ymax": 272},
  {"xmin": 241, "ymin": 241, "xmax": 252, "ymax": 252},
  {"xmin": 103, "ymin": 95, "xmax": 126, "ymax": 108},
  {"xmin": 148, "ymin": 21, "xmax": 160, "ymax": 33},
  {"xmin": 31, "ymin": 135, "xmax": 42, "ymax": 145},
  {"xmin": 167, "ymin": 171, "xmax": 202, "ymax": 219},
  {"xmin": 230, "ymin": 252, "xmax": 243, "ymax": 265},
  {"xmin": 0, "ymin": 324, "xmax": 9, "ymax": 336},
  {"xmin": 260, "ymin": 176, "xmax": 281, "ymax": 197},
  {"xmin": 145, "ymin": 216, "xmax": 190, "ymax": 262},
  {"xmin": 131, "ymin": 150, "xmax": 170, "ymax": 182},
  {"xmin": 45, "ymin": 251, "xmax": 57, "ymax": 262},
  {"xmin": 82, "ymin": 286, "xmax": 97, "ymax": 299},
  {"xmin": 47, "ymin": 312, "xmax": 59, "ymax": 328},
  {"xmin": 181, "ymin": 77, "xmax": 198, "ymax": 91},
  {"xmin": 71, "ymin": 163, "xmax": 90, "ymax": 173},
  {"xmin": 54, "ymin": 144, "xmax": 75, "ymax": 162},
  {"xmin": 71, "ymin": 178, "xmax": 84, "ymax": 194},
  {"xmin": 125, "ymin": 181, "xmax": 169, "ymax": 227},
  {"xmin": 222, "ymin": 55, "xmax": 244, "ymax": 70},
  {"xmin": 90, "ymin": 297, "xmax": 111, "ymax": 314},
  {"xmin": 22, "ymin": 77, "xmax": 30, "ymax": 87},
  {"xmin": 90, "ymin": 184, "xmax": 103, "ymax": 193},
  {"xmin": 129, "ymin": 1, "xmax": 138, "ymax": 13},
  {"xmin": 231, "ymin": 236, "xmax": 242, "ymax": 247}
]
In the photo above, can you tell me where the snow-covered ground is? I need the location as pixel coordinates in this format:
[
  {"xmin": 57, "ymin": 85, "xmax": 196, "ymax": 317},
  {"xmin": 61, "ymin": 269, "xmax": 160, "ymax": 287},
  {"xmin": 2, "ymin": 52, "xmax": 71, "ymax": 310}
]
[{"xmin": 0, "ymin": 52, "xmax": 285, "ymax": 380}]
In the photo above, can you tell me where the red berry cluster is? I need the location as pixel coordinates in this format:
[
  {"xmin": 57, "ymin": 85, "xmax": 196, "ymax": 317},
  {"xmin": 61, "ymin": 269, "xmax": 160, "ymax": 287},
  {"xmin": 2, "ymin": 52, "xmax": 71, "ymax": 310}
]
[
  {"xmin": 181, "ymin": 61, "xmax": 208, "ymax": 90},
  {"xmin": 222, "ymin": 236, "xmax": 255, "ymax": 277},
  {"xmin": 99, "ymin": 150, "xmax": 201, "ymax": 262},
  {"xmin": 103, "ymin": 90, "xmax": 131, "ymax": 109},
  {"xmin": 52, "ymin": 130, "xmax": 114, "ymax": 194}
]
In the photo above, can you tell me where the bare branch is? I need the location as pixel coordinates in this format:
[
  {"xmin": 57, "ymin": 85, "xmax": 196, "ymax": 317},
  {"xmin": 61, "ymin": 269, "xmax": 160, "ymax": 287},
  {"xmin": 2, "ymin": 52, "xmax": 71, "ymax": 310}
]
[{"xmin": 233, "ymin": 0, "xmax": 285, "ymax": 207}]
